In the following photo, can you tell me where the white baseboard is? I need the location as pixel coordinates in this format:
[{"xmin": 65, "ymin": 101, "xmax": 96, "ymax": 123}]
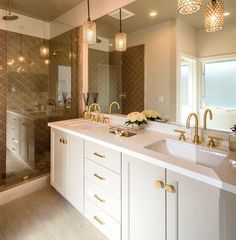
[{"xmin": 0, "ymin": 174, "xmax": 50, "ymax": 206}]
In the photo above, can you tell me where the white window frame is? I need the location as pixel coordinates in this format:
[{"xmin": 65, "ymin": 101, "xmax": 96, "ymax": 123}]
[{"xmin": 199, "ymin": 54, "xmax": 236, "ymax": 112}]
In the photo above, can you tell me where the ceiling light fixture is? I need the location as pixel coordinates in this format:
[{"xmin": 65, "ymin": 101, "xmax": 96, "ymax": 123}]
[
  {"xmin": 149, "ymin": 11, "xmax": 157, "ymax": 17},
  {"xmin": 83, "ymin": 0, "xmax": 96, "ymax": 44},
  {"xmin": 178, "ymin": 0, "xmax": 202, "ymax": 15},
  {"xmin": 115, "ymin": 8, "xmax": 127, "ymax": 52},
  {"xmin": 205, "ymin": 0, "xmax": 224, "ymax": 32}
]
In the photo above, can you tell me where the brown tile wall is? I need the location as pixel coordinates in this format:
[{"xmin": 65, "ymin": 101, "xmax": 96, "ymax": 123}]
[
  {"xmin": 121, "ymin": 44, "xmax": 145, "ymax": 114},
  {"xmin": 0, "ymin": 30, "xmax": 7, "ymax": 185}
]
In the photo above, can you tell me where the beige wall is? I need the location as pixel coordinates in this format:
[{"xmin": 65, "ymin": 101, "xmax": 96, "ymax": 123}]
[
  {"xmin": 197, "ymin": 21, "xmax": 236, "ymax": 57},
  {"xmin": 126, "ymin": 20, "xmax": 177, "ymax": 120}
]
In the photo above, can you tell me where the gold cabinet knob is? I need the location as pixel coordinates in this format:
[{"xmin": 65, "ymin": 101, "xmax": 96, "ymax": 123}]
[
  {"xmin": 165, "ymin": 184, "xmax": 175, "ymax": 193},
  {"xmin": 155, "ymin": 180, "xmax": 165, "ymax": 189}
]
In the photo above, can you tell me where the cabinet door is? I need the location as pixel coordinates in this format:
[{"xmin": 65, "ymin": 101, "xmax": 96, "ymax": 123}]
[
  {"xmin": 50, "ymin": 129, "xmax": 68, "ymax": 197},
  {"xmin": 166, "ymin": 170, "xmax": 220, "ymax": 240},
  {"xmin": 67, "ymin": 135, "xmax": 84, "ymax": 213},
  {"xmin": 122, "ymin": 154, "xmax": 166, "ymax": 240}
]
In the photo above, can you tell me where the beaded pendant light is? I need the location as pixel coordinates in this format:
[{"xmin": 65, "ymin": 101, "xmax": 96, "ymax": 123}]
[
  {"xmin": 115, "ymin": 9, "xmax": 127, "ymax": 52},
  {"xmin": 178, "ymin": 0, "xmax": 202, "ymax": 15},
  {"xmin": 83, "ymin": 0, "xmax": 96, "ymax": 44},
  {"xmin": 205, "ymin": 0, "xmax": 224, "ymax": 32}
]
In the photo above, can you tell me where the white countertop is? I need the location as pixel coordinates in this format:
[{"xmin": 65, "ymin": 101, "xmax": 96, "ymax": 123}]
[{"xmin": 48, "ymin": 118, "xmax": 236, "ymax": 194}]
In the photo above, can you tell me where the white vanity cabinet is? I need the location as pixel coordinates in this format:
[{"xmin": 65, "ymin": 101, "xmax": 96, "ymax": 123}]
[
  {"xmin": 166, "ymin": 170, "xmax": 220, "ymax": 240},
  {"xmin": 50, "ymin": 128, "xmax": 84, "ymax": 213},
  {"xmin": 122, "ymin": 154, "xmax": 221, "ymax": 240},
  {"xmin": 84, "ymin": 140, "xmax": 122, "ymax": 240}
]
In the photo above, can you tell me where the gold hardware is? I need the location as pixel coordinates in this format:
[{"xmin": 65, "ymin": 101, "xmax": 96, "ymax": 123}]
[
  {"xmin": 119, "ymin": 92, "xmax": 126, "ymax": 99},
  {"xmin": 155, "ymin": 180, "xmax": 165, "ymax": 189},
  {"xmin": 94, "ymin": 173, "xmax": 106, "ymax": 181},
  {"xmin": 109, "ymin": 101, "xmax": 120, "ymax": 114},
  {"xmin": 94, "ymin": 194, "xmax": 106, "ymax": 203},
  {"xmin": 207, "ymin": 136, "xmax": 223, "ymax": 148},
  {"xmin": 23, "ymin": 176, "xmax": 29, "ymax": 181},
  {"xmin": 63, "ymin": 138, "xmax": 68, "ymax": 144},
  {"xmin": 174, "ymin": 129, "xmax": 186, "ymax": 141},
  {"xmin": 165, "ymin": 184, "xmax": 175, "ymax": 193},
  {"xmin": 60, "ymin": 138, "xmax": 63, "ymax": 143},
  {"xmin": 94, "ymin": 152, "xmax": 105, "ymax": 158},
  {"xmin": 203, "ymin": 109, "xmax": 213, "ymax": 130},
  {"xmin": 109, "ymin": 125, "xmax": 136, "ymax": 137},
  {"xmin": 101, "ymin": 117, "xmax": 110, "ymax": 124},
  {"xmin": 93, "ymin": 215, "xmax": 105, "ymax": 225},
  {"xmin": 186, "ymin": 113, "xmax": 200, "ymax": 144},
  {"xmin": 83, "ymin": 106, "xmax": 90, "ymax": 119}
]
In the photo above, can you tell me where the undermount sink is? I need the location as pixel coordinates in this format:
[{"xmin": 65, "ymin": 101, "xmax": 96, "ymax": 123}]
[
  {"xmin": 65, "ymin": 120, "xmax": 100, "ymax": 130},
  {"xmin": 145, "ymin": 139, "xmax": 227, "ymax": 168}
]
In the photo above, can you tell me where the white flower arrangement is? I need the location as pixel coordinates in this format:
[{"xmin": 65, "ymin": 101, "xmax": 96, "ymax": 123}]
[
  {"xmin": 142, "ymin": 110, "xmax": 161, "ymax": 121},
  {"xmin": 125, "ymin": 112, "xmax": 148, "ymax": 126}
]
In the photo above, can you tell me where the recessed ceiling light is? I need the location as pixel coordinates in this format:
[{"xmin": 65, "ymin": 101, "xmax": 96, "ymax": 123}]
[
  {"xmin": 224, "ymin": 12, "xmax": 231, "ymax": 16},
  {"xmin": 149, "ymin": 11, "xmax": 157, "ymax": 17}
]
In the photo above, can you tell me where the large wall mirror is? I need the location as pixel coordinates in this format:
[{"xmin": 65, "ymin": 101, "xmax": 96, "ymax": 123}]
[{"xmin": 88, "ymin": 0, "xmax": 236, "ymax": 131}]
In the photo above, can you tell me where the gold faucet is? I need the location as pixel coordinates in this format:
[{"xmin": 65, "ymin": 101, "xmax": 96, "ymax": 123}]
[
  {"xmin": 109, "ymin": 102, "xmax": 120, "ymax": 114},
  {"xmin": 186, "ymin": 113, "xmax": 200, "ymax": 144},
  {"xmin": 88, "ymin": 103, "xmax": 101, "ymax": 121},
  {"xmin": 203, "ymin": 109, "xmax": 213, "ymax": 130}
]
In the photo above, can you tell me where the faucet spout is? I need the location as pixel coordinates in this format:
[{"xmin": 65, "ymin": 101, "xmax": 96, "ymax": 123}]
[
  {"xmin": 109, "ymin": 102, "xmax": 120, "ymax": 114},
  {"xmin": 203, "ymin": 109, "xmax": 213, "ymax": 130},
  {"xmin": 186, "ymin": 113, "xmax": 200, "ymax": 144}
]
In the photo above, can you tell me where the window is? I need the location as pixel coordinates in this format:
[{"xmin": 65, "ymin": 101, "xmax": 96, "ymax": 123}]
[
  {"xmin": 178, "ymin": 56, "xmax": 196, "ymax": 124},
  {"xmin": 202, "ymin": 60, "xmax": 236, "ymax": 109}
]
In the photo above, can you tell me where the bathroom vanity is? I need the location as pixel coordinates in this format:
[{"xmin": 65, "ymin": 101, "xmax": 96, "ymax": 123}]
[{"xmin": 49, "ymin": 116, "xmax": 236, "ymax": 240}]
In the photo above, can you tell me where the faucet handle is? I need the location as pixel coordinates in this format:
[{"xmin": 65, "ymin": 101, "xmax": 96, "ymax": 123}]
[
  {"xmin": 174, "ymin": 129, "xmax": 186, "ymax": 141},
  {"xmin": 207, "ymin": 136, "xmax": 223, "ymax": 148}
]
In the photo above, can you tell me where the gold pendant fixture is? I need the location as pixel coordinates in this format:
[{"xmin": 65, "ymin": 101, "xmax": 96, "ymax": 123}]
[
  {"xmin": 205, "ymin": 0, "xmax": 224, "ymax": 32},
  {"xmin": 115, "ymin": 9, "xmax": 127, "ymax": 52},
  {"xmin": 178, "ymin": 0, "xmax": 202, "ymax": 15},
  {"xmin": 83, "ymin": 0, "xmax": 96, "ymax": 44}
]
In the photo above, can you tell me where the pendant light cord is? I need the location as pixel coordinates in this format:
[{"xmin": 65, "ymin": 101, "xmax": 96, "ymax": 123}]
[
  {"xmin": 87, "ymin": 0, "xmax": 91, "ymax": 21},
  {"xmin": 119, "ymin": 8, "xmax": 122, "ymax": 33}
]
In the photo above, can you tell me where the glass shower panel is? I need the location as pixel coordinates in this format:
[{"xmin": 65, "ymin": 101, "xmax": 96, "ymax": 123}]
[{"xmin": 1, "ymin": 15, "xmax": 80, "ymax": 189}]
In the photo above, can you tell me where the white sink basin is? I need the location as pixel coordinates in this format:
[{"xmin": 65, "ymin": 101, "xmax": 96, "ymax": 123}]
[
  {"xmin": 145, "ymin": 139, "xmax": 227, "ymax": 168},
  {"xmin": 64, "ymin": 120, "xmax": 100, "ymax": 130}
]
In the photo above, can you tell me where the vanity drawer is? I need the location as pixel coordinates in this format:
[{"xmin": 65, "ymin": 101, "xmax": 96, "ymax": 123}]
[
  {"xmin": 85, "ymin": 178, "xmax": 121, "ymax": 222},
  {"xmin": 85, "ymin": 140, "xmax": 121, "ymax": 174},
  {"xmin": 84, "ymin": 198, "xmax": 121, "ymax": 240},
  {"xmin": 85, "ymin": 159, "xmax": 121, "ymax": 198}
]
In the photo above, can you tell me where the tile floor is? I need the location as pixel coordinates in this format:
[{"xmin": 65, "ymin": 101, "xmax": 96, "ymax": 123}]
[{"xmin": 0, "ymin": 187, "xmax": 108, "ymax": 240}]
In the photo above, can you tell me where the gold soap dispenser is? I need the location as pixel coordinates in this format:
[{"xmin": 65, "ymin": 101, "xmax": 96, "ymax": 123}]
[
  {"xmin": 229, "ymin": 125, "xmax": 236, "ymax": 167},
  {"xmin": 229, "ymin": 125, "xmax": 236, "ymax": 152}
]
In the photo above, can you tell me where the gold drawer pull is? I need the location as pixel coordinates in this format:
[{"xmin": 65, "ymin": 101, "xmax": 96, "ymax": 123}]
[
  {"xmin": 93, "ymin": 215, "xmax": 105, "ymax": 225},
  {"xmin": 94, "ymin": 194, "xmax": 106, "ymax": 203},
  {"xmin": 155, "ymin": 180, "xmax": 165, "ymax": 189},
  {"xmin": 60, "ymin": 138, "xmax": 63, "ymax": 143},
  {"xmin": 165, "ymin": 184, "xmax": 175, "ymax": 193},
  {"xmin": 94, "ymin": 173, "xmax": 106, "ymax": 181},
  {"xmin": 93, "ymin": 152, "xmax": 105, "ymax": 158}
]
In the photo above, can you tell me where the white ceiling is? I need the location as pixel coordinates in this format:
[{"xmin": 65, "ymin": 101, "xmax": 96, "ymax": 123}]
[
  {"xmin": 0, "ymin": 0, "xmax": 84, "ymax": 21},
  {"xmin": 96, "ymin": 0, "xmax": 236, "ymax": 38}
]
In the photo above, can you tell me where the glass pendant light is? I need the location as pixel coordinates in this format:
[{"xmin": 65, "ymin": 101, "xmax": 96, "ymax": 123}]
[
  {"xmin": 83, "ymin": 0, "xmax": 96, "ymax": 44},
  {"xmin": 178, "ymin": 0, "xmax": 202, "ymax": 15},
  {"xmin": 115, "ymin": 9, "xmax": 127, "ymax": 52},
  {"xmin": 205, "ymin": 0, "xmax": 224, "ymax": 32},
  {"xmin": 18, "ymin": 34, "xmax": 25, "ymax": 63},
  {"xmin": 40, "ymin": 22, "xmax": 49, "ymax": 57}
]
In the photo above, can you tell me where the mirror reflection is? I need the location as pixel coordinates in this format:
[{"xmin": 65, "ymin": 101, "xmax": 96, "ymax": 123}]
[{"xmin": 88, "ymin": 0, "xmax": 236, "ymax": 131}]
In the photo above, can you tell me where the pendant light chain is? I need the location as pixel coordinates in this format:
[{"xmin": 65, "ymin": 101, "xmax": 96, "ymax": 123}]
[
  {"xmin": 119, "ymin": 8, "xmax": 122, "ymax": 33},
  {"xmin": 87, "ymin": 0, "xmax": 91, "ymax": 21}
]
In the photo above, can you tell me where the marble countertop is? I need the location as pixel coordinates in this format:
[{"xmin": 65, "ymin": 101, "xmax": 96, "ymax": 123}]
[{"xmin": 48, "ymin": 118, "xmax": 236, "ymax": 194}]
